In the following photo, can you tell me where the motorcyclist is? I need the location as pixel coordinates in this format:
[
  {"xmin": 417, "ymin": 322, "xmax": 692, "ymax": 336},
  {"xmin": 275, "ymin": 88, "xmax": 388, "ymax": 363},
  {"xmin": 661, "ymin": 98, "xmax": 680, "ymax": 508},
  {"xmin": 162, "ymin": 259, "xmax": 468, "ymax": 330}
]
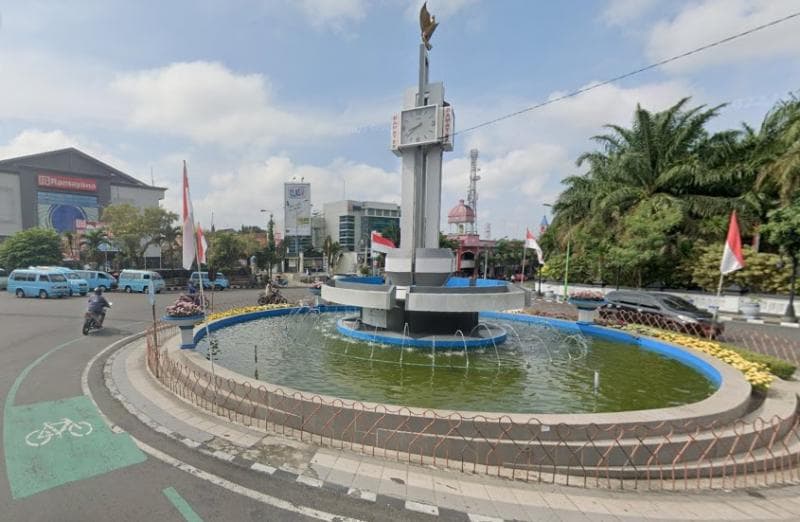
[{"xmin": 87, "ymin": 287, "xmax": 111, "ymax": 327}]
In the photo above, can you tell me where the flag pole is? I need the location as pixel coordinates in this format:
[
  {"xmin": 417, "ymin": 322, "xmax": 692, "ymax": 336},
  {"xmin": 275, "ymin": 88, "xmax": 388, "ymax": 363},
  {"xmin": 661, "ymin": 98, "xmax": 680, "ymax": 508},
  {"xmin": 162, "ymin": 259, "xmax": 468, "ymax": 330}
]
[
  {"xmin": 520, "ymin": 238, "xmax": 527, "ymax": 285},
  {"xmin": 716, "ymin": 273, "xmax": 725, "ymax": 297},
  {"xmin": 183, "ymin": 160, "xmax": 217, "ymax": 398}
]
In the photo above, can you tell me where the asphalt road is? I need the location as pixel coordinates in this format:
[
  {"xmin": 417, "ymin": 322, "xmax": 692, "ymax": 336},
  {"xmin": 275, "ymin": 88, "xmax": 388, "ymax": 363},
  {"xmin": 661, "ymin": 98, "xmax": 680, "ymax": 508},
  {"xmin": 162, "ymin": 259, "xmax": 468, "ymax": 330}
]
[{"xmin": 0, "ymin": 288, "xmax": 429, "ymax": 522}]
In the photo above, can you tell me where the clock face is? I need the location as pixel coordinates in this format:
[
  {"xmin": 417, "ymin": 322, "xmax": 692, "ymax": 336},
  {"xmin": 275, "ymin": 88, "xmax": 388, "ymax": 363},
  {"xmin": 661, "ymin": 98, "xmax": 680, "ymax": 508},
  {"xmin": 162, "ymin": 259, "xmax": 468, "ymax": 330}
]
[{"xmin": 400, "ymin": 105, "xmax": 438, "ymax": 146}]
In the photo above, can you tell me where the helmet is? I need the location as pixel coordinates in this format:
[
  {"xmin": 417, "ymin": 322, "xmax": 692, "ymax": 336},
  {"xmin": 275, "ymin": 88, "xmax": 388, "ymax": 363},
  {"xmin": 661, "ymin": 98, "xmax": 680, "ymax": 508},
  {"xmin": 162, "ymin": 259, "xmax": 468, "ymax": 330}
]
[{"xmin": 94, "ymin": 287, "xmax": 103, "ymax": 295}]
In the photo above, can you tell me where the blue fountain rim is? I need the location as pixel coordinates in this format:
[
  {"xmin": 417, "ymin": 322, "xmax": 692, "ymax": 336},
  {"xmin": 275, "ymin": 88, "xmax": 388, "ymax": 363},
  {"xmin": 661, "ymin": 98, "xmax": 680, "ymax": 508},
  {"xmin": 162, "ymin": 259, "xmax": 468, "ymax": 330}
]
[{"xmin": 335, "ymin": 317, "xmax": 507, "ymax": 349}]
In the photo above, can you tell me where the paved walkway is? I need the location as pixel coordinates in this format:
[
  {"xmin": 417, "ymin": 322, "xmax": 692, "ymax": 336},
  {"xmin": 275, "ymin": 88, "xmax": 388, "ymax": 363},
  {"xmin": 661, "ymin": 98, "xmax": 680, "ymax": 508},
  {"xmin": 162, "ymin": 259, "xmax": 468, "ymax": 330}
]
[{"xmin": 108, "ymin": 339, "xmax": 800, "ymax": 522}]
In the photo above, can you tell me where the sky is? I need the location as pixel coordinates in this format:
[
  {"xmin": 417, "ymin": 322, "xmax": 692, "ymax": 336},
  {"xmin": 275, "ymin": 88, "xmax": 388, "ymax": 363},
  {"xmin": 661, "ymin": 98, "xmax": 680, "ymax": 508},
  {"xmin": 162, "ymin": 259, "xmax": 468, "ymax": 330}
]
[{"xmin": 1, "ymin": 0, "xmax": 799, "ymax": 240}]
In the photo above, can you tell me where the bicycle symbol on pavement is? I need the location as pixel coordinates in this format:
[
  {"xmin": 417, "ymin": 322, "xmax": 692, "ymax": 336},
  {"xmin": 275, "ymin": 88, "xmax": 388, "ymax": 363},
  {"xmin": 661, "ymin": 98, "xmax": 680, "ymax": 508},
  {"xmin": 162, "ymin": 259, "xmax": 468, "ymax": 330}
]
[{"xmin": 25, "ymin": 418, "xmax": 93, "ymax": 447}]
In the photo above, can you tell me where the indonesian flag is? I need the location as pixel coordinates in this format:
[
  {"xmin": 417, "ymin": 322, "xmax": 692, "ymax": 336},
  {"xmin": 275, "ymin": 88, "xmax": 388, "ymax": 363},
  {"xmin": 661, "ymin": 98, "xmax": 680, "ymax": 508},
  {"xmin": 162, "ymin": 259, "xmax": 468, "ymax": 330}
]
[
  {"xmin": 196, "ymin": 223, "xmax": 207, "ymax": 265},
  {"xmin": 525, "ymin": 228, "xmax": 544, "ymax": 264},
  {"xmin": 370, "ymin": 230, "xmax": 396, "ymax": 254},
  {"xmin": 720, "ymin": 210, "xmax": 745, "ymax": 275},
  {"xmin": 182, "ymin": 161, "xmax": 201, "ymax": 270}
]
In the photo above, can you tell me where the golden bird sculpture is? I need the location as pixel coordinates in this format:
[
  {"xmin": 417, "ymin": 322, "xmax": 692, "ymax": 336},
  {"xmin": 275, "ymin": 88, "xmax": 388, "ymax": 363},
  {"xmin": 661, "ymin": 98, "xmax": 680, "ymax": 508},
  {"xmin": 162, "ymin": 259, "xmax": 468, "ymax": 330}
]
[{"xmin": 419, "ymin": 2, "xmax": 438, "ymax": 50}]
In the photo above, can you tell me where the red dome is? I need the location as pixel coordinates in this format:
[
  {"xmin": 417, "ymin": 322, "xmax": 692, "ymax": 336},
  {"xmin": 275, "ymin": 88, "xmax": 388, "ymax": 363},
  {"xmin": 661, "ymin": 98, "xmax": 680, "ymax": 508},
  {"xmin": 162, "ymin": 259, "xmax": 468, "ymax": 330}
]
[{"xmin": 447, "ymin": 199, "xmax": 475, "ymax": 224}]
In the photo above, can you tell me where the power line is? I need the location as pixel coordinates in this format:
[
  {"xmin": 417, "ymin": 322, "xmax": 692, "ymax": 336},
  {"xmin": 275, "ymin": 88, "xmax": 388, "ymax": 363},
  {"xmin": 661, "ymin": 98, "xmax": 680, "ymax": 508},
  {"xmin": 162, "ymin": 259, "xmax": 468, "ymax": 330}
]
[{"xmin": 454, "ymin": 10, "xmax": 800, "ymax": 137}]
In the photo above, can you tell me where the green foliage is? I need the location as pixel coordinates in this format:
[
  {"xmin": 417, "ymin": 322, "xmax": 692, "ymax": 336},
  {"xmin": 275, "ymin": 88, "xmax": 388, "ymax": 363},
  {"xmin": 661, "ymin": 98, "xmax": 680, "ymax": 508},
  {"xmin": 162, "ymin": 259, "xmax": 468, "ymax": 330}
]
[
  {"xmin": 719, "ymin": 342, "xmax": 797, "ymax": 380},
  {"xmin": 761, "ymin": 198, "xmax": 800, "ymax": 261},
  {"xmin": 689, "ymin": 245, "xmax": 791, "ymax": 293},
  {"xmin": 439, "ymin": 233, "xmax": 459, "ymax": 250},
  {"xmin": 80, "ymin": 228, "xmax": 109, "ymax": 267},
  {"xmin": 208, "ymin": 231, "xmax": 245, "ymax": 269},
  {"xmin": 545, "ymin": 94, "xmax": 800, "ymax": 291},
  {"xmin": 102, "ymin": 204, "xmax": 178, "ymax": 267},
  {"xmin": 0, "ymin": 228, "xmax": 63, "ymax": 269}
]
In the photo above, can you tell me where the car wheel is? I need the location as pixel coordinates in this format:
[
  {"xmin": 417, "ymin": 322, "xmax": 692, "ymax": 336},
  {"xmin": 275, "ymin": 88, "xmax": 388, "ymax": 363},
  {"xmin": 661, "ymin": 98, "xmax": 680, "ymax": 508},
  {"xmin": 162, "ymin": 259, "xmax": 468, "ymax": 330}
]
[
  {"xmin": 15, "ymin": 289, "xmax": 24, "ymax": 298},
  {"xmin": 80, "ymin": 292, "xmax": 87, "ymax": 296},
  {"xmin": 142, "ymin": 285, "xmax": 148, "ymax": 293},
  {"xmin": 125, "ymin": 286, "xmax": 132, "ymax": 293},
  {"xmin": 98, "ymin": 285, "xmax": 107, "ymax": 291},
  {"xmin": 39, "ymin": 290, "xmax": 48, "ymax": 299},
  {"xmin": 69, "ymin": 289, "xmax": 74, "ymax": 296}
]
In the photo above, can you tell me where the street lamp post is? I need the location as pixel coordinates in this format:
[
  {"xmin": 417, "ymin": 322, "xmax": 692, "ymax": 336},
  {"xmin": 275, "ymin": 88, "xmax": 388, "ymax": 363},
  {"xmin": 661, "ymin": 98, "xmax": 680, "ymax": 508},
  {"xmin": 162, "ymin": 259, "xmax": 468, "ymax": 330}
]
[{"xmin": 260, "ymin": 209, "xmax": 274, "ymax": 281}]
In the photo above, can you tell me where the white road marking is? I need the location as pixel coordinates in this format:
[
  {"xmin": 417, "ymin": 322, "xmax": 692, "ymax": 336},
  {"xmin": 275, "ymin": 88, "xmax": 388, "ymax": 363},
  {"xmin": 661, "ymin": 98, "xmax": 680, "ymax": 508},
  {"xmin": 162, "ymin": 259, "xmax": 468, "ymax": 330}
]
[
  {"xmin": 297, "ymin": 475, "xmax": 323, "ymax": 488},
  {"xmin": 468, "ymin": 514, "xmax": 504, "ymax": 522},
  {"xmin": 405, "ymin": 500, "xmax": 439, "ymax": 516},
  {"xmin": 82, "ymin": 332, "xmax": 364, "ymax": 522},
  {"xmin": 251, "ymin": 463, "xmax": 276, "ymax": 475}
]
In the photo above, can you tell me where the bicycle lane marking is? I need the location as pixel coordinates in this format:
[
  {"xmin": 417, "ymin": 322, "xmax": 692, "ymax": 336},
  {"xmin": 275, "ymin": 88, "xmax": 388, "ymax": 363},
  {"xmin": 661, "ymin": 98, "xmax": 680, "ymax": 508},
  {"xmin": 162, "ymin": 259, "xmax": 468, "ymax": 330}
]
[
  {"xmin": 163, "ymin": 487, "xmax": 204, "ymax": 522},
  {"xmin": 3, "ymin": 336, "xmax": 146, "ymax": 499}
]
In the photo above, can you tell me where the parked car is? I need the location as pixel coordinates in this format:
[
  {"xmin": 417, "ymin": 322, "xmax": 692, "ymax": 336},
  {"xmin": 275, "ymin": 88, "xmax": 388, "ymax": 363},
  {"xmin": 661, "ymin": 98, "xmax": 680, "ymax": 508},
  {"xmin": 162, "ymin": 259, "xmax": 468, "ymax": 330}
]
[
  {"xmin": 74, "ymin": 270, "xmax": 118, "ymax": 291},
  {"xmin": 32, "ymin": 266, "xmax": 89, "ymax": 296},
  {"xmin": 190, "ymin": 271, "xmax": 229, "ymax": 290},
  {"xmin": 599, "ymin": 290, "xmax": 723, "ymax": 337},
  {"xmin": 0, "ymin": 268, "xmax": 7, "ymax": 290},
  {"xmin": 7, "ymin": 268, "xmax": 70, "ymax": 298},
  {"xmin": 117, "ymin": 269, "xmax": 165, "ymax": 293}
]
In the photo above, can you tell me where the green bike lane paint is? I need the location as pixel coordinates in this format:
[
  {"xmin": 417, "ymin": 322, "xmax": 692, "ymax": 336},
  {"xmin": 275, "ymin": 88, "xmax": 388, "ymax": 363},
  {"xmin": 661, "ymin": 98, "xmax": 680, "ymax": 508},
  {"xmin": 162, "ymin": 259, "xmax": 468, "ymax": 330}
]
[{"xmin": 3, "ymin": 337, "xmax": 146, "ymax": 499}]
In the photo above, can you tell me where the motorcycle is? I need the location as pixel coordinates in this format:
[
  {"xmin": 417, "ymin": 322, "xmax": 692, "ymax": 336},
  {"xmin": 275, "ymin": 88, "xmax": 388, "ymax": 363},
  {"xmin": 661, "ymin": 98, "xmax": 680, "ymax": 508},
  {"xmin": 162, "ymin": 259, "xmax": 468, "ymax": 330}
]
[
  {"xmin": 257, "ymin": 285, "xmax": 288, "ymax": 306},
  {"xmin": 82, "ymin": 303, "xmax": 111, "ymax": 335}
]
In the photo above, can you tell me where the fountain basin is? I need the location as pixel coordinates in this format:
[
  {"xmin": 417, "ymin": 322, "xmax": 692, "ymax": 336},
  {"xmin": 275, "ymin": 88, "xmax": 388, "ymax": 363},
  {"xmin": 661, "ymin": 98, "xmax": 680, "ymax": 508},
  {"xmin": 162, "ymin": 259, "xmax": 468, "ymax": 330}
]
[
  {"xmin": 191, "ymin": 307, "xmax": 731, "ymax": 415},
  {"xmin": 335, "ymin": 317, "xmax": 507, "ymax": 348}
]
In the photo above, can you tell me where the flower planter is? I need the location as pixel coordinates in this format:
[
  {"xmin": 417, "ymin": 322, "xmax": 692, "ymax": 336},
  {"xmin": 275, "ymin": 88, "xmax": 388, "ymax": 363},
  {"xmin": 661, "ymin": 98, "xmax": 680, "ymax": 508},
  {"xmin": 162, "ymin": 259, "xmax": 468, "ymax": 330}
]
[
  {"xmin": 162, "ymin": 314, "xmax": 204, "ymax": 349},
  {"xmin": 568, "ymin": 298, "xmax": 606, "ymax": 324}
]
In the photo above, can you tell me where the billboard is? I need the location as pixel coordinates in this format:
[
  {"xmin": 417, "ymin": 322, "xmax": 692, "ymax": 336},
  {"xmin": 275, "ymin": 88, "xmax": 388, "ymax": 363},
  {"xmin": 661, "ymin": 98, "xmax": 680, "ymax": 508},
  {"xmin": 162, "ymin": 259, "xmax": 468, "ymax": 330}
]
[
  {"xmin": 38, "ymin": 173, "xmax": 97, "ymax": 192},
  {"xmin": 284, "ymin": 182, "xmax": 311, "ymax": 236},
  {"xmin": 37, "ymin": 191, "xmax": 99, "ymax": 233}
]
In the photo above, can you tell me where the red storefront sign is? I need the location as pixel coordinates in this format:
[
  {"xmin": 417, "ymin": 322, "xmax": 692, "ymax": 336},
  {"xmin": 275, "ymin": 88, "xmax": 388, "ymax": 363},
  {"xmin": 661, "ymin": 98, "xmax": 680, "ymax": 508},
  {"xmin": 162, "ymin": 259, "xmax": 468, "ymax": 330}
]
[{"xmin": 37, "ymin": 173, "xmax": 97, "ymax": 192}]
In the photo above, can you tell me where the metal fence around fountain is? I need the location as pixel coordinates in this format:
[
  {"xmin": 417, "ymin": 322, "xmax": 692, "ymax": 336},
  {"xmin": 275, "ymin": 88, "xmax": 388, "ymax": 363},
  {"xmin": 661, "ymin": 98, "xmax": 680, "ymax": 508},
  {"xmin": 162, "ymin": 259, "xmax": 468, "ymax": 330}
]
[{"xmin": 144, "ymin": 321, "xmax": 800, "ymax": 491}]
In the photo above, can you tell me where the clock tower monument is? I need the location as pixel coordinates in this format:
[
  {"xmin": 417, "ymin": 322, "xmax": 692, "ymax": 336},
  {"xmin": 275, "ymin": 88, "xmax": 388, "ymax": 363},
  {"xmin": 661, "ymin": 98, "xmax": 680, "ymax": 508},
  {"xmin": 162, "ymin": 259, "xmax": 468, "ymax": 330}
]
[{"xmin": 386, "ymin": 6, "xmax": 455, "ymax": 287}]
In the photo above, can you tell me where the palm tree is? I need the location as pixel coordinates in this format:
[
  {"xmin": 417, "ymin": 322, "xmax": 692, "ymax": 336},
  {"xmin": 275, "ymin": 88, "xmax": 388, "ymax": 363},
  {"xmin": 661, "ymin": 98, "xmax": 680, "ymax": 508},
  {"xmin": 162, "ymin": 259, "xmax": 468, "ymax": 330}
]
[
  {"xmin": 755, "ymin": 96, "xmax": 800, "ymax": 206},
  {"xmin": 156, "ymin": 224, "xmax": 181, "ymax": 268},
  {"xmin": 554, "ymin": 98, "xmax": 743, "ymax": 286},
  {"xmin": 322, "ymin": 236, "xmax": 342, "ymax": 273},
  {"xmin": 80, "ymin": 228, "xmax": 109, "ymax": 268}
]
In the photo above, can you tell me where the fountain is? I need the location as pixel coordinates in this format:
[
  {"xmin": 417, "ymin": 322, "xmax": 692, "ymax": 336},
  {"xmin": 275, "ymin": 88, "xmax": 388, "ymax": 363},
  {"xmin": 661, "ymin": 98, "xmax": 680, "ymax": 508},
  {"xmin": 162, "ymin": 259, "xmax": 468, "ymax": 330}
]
[{"xmin": 320, "ymin": 9, "xmax": 524, "ymax": 348}]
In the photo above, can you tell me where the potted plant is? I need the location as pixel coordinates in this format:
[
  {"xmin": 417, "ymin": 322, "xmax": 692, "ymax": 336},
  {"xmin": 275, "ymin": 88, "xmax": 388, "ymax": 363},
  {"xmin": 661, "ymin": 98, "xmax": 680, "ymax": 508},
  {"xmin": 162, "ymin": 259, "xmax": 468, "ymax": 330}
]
[
  {"xmin": 739, "ymin": 297, "xmax": 761, "ymax": 320},
  {"xmin": 568, "ymin": 290, "xmax": 606, "ymax": 324},
  {"xmin": 163, "ymin": 294, "xmax": 206, "ymax": 348}
]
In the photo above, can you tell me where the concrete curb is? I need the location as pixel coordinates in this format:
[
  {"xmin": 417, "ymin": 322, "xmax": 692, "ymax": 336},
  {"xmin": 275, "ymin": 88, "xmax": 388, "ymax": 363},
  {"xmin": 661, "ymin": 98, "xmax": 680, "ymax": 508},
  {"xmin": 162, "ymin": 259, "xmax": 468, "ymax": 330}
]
[{"xmin": 103, "ymin": 339, "xmax": 486, "ymax": 522}]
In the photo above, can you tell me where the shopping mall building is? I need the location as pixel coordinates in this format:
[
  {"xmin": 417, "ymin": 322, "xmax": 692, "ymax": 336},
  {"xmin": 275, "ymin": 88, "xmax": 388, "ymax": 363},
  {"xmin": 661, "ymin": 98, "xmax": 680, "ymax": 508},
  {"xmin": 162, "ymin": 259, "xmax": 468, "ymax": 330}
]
[{"xmin": 0, "ymin": 148, "xmax": 165, "ymax": 253}]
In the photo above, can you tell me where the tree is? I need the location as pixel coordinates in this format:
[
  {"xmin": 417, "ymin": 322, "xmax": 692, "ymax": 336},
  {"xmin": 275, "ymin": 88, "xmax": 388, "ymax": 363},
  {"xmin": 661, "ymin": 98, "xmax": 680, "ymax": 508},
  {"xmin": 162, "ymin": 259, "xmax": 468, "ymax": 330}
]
[
  {"xmin": 102, "ymin": 204, "xmax": 178, "ymax": 267},
  {"xmin": 755, "ymin": 96, "xmax": 800, "ymax": 207},
  {"xmin": 439, "ymin": 233, "xmax": 459, "ymax": 250},
  {"xmin": 0, "ymin": 228, "xmax": 62, "ymax": 269},
  {"xmin": 80, "ymin": 228, "xmax": 109, "ymax": 268},
  {"xmin": 208, "ymin": 232, "xmax": 245, "ymax": 270},
  {"xmin": 760, "ymin": 198, "xmax": 800, "ymax": 321},
  {"xmin": 322, "ymin": 235, "xmax": 342, "ymax": 273}
]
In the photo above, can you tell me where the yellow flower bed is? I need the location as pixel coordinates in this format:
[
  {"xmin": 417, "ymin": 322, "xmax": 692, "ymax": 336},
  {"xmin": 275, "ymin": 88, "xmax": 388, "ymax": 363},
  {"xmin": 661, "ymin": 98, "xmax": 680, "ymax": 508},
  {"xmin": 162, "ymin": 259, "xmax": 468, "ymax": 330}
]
[
  {"xmin": 204, "ymin": 303, "xmax": 294, "ymax": 323},
  {"xmin": 622, "ymin": 325, "xmax": 773, "ymax": 391}
]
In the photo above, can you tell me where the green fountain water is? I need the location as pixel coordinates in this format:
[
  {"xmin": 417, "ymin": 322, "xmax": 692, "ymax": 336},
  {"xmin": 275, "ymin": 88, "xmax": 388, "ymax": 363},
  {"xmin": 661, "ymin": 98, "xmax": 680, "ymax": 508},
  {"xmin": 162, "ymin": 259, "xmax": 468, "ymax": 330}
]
[{"xmin": 195, "ymin": 312, "xmax": 716, "ymax": 414}]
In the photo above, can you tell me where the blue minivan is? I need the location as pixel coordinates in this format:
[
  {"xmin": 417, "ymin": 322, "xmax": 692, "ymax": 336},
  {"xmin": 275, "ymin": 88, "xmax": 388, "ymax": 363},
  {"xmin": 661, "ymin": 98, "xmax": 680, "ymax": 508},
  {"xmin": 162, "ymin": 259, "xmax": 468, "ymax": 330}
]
[
  {"xmin": 7, "ymin": 268, "xmax": 71, "ymax": 298},
  {"xmin": 190, "ymin": 271, "xmax": 230, "ymax": 290},
  {"xmin": 34, "ymin": 266, "xmax": 90, "ymax": 296},
  {"xmin": 75, "ymin": 270, "xmax": 118, "ymax": 291},
  {"xmin": 118, "ymin": 269, "xmax": 165, "ymax": 293}
]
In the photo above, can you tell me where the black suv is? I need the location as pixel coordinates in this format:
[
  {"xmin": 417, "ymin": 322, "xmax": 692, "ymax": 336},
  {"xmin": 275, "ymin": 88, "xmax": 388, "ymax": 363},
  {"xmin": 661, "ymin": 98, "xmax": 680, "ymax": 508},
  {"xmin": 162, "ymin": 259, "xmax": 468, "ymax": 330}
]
[{"xmin": 599, "ymin": 290, "xmax": 723, "ymax": 338}]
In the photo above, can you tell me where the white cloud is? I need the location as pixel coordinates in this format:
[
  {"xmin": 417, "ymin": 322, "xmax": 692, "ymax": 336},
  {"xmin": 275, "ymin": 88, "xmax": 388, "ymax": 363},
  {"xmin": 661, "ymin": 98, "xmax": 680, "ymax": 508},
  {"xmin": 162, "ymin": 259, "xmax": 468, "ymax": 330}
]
[
  {"xmin": 0, "ymin": 129, "xmax": 132, "ymax": 172},
  {"xmin": 112, "ymin": 61, "xmax": 351, "ymax": 149},
  {"xmin": 297, "ymin": 0, "xmax": 366, "ymax": 33},
  {"xmin": 600, "ymin": 0, "xmax": 659, "ymax": 26},
  {"xmin": 404, "ymin": 0, "xmax": 480, "ymax": 20},
  {"xmin": 180, "ymin": 155, "xmax": 400, "ymax": 232},
  {"xmin": 0, "ymin": 49, "xmax": 123, "ymax": 124},
  {"xmin": 646, "ymin": 0, "xmax": 800, "ymax": 73}
]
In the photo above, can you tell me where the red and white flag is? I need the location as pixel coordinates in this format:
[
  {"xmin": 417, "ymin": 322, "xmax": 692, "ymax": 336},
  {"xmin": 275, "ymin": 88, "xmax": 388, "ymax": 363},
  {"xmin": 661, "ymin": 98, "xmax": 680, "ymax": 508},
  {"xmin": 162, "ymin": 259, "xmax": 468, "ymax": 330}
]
[
  {"xmin": 182, "ymin": 161, "xmax": 206, "ymax": 269},
  {"xmin": 525, "ymin": 228, "xmax": 544, "ymax": 265},
  {"xmin": 370, "ymin": 230, "xmax": 396, "ymax": 254},
  {"xmin": 720, "ymin": 210, "xmax": 745, "ymax": 275}
]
